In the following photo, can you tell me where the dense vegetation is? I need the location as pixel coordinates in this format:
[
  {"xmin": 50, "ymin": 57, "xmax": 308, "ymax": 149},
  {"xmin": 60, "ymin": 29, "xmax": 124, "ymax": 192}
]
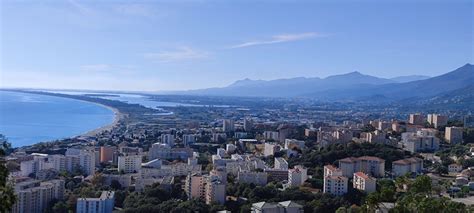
[{"xmin": 0, "ymin": 135, "xmax": 16, "ymax": 212}]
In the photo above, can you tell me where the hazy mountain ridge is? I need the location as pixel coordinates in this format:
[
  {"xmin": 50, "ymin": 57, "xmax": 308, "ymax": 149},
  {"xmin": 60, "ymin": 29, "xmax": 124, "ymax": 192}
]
[
  {"xmin": 390, "ymin": 75, "xmax": 430, "ymax": 83},
  {"xmin": 181, "ymin": 63, "xmax": 473, "ymax": 101}
]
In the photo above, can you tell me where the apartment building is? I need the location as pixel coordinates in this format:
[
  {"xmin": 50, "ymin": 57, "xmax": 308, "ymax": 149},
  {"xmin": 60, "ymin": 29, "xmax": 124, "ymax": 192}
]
[
  {"xmin": 12, "ymin": 179, "xmax": 65, "ymax": 213},
  {"xmin": 185, "ymin": 174, "xmax": 226, "ymax": 205},
  {"xmin": 323, "ymin": 175, "xmax": 348, "ymax": 196},
  {"xmin": 392, "ymin": 157, "xmax": 423, "ymax": 177},
  {"xmin": 161, "ymin": 134, "xmax": 175, "ymax": 147},
  {"xmin": 427, "ymin": 114, "xmax": 448, "ymax": 128},
  {"xmin": 237, "ymin": 171, "xmax": 268, "ymax": 186},
  {"xmin": 338, "ymin": 156, "xmax": 385, "ymax": 178},
  {"xmin": 409, "ymin": 113, "xmax": 425, "ymax": 125},
  {"xmin": 263, "ymin": 131, "xmax": 280, "ymax": 141},
  {"xmin": 353, "ymin": 172, "xmax": 376, "ymax": 193},
  {"xmin": 251, "ymin": 201, "xmax": 303, "ymax": 213},
  {"xmin": 445, "ymin": 126, "xmax": 463, "ymax": 144},
  {"xmin": 117, "ymin": 152, "xmax": 142, "ymax": 173},
  {"xmin": 288, "ymin": 165, "xmax": 308, "ymax": 187},
  {"xmin": 76, "ymin": 191, "xmax": 115, "ymax": 213},
  {"xmin": 401, "ymin": 131, "xmax": 440, "ymax": 153}
]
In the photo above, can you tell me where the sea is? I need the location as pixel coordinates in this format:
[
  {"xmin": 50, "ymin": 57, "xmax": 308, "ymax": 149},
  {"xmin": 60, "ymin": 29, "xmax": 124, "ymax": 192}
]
[{"xmin": 0, "ymin": 91, "xmax": 115, "ymax": 147}]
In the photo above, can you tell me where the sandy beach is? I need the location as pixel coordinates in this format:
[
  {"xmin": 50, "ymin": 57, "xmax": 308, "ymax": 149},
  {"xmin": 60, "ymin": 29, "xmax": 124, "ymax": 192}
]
[{"xmin": 81, "ymin": 103, "xmax": 124, "ymax": 137}]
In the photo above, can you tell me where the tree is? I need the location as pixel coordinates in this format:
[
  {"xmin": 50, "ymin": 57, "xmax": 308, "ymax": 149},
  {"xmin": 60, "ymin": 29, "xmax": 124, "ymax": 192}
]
[
  {"xmin": 52, "ymin": 201, "xmax": 68, "ymax": 213},
  {"xmin": 91, "ymin": 173, "xmax": 104, "ymax": 187},
  {"xmin": 363, "ymin": 192, "xmax": 380, "ymax": 212},
  {"xmin": 410, "ymin": 175, "xmax": 432, "ymax": 195},
  {"xmin": 110, "ymin": 180, "xmax": 122, "ymax": 190},
  {"xmin": 0, "ymin": 135, "xmax": 16, "ymax": 212}
]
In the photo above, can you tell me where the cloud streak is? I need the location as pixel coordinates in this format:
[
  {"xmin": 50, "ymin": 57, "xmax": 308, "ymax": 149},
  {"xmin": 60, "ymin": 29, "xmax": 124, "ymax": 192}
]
[
  {"xmin": 144, "ymin": 46, "xmax": 209, "ymax": 63},
  {"xmin": 229, "ymin": 32, "xmax": 327, "ymax": 49}
]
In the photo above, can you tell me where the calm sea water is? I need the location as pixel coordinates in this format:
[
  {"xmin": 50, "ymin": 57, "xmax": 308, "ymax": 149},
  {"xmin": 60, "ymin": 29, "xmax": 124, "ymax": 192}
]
[{"xmin": 0, "ymin": 91, "xmax": 114, "ymax": 147}]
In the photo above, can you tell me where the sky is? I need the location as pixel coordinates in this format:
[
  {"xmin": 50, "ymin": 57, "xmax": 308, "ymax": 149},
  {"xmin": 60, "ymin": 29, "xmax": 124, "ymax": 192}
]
[{"xmin": 0, "ymin": 0, "xmax": 473, "ymax": 91}]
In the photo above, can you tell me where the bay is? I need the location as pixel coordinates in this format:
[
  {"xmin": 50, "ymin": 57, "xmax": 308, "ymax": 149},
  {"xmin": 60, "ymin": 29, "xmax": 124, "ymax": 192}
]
[{"xmin": 0, "ymin": 91, "xmax": 115, "ymax": 147}]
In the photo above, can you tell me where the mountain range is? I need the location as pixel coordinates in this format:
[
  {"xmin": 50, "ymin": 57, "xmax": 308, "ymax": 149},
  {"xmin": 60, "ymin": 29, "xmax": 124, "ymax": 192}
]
[{"xmin": 179, "ymin": 63, "xmax": 473, "ymax": 102}]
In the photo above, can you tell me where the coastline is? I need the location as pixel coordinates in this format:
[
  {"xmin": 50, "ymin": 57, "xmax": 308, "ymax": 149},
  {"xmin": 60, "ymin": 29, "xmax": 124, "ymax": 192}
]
[
  {"xmin": 80, "ymin": 102, "xmax": 123, "ymax": 137},
  {"xmin": 0, "ymin": 89, "xmax": 125, "ymax": 145}
]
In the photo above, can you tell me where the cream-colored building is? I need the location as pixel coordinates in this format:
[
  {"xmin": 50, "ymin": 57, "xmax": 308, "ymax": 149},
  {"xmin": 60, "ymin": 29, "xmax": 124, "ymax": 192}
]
[
  {"xmin": 237, "ymin": 171, "xmax": 268, "ymax": 186},
  {"xmin": 12, "ymin": 179, "xmax": 65, "ymax": 213},
  {"xmin": 392, "ymin": 157, "xmax": 423, "ymax": 177},
  {"xmin": 118, "ymin": 152, "xmax": 142, "ymax": 173},
  {"xmin": 338, "ymin": 156, "xmax": 385, "ymax": 178},
  {"xmin": 251, "ymin": 201, "xmax": 303, "ymax": 213},
  {"xmin": 353, "ymin": 172, "xmax": 376, "ymax": 193},
  {"xmin": 427, "ymin": 114, "xmax": 448, "ymax": 128},
  {"xmin": 264, "ymin": 143, "xmax": 280, "ymax": 157},
  {"xmin": 323, "ymin": 175, "xmax": 348, "ymax": 196},
  {"xmin": 76, "ymin": 191, "xmax": 115, "ymax": 213},
  {"xmin": 185, "ymin": 173, "xmax": 226, "ymax": 205},
  {"xmin": 409, "ymin": 113, "xmax": 424, "ymax": 125},
  {"xmin": 445, "ymin": 126, "xmax": 463, "ymax": 144},
  {"xmin": 324, "ymin": 165, "xmax": 342, "ymax": 177},
  {"xmin": 288, "ymin": 165, "xmax": 308, "ymax": 187}
]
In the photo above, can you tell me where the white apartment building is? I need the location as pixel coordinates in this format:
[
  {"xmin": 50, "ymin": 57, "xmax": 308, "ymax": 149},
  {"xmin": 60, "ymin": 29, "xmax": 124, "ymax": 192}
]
[
  {"xmin": 76, "ymin": 191, "xmax": 115, "ymax": 213},
  {"xmin": 205, "ymin": 179, "xmax": 226, "ymax": 205},
  {"xmin": 117, "ymin": 153, "xmax": 142, "ymax": 173},
  {"xmin": 264, "ymin": 143, "xmax": 280, "ymax": 157},
  {"xmin": 445, "ymin": 126, "xmax": 463, "ymax": 144},
  {"xmin": 392, "ymin": 157, "xmax": 423, "ymax": 177},
  {"xmin": 263, "ymin": 131, "xmax": 280, "ymax": 141},
  {"xmin": 65, "ymin": 148, "xmax": 96, "ymax": 176},
  {"xmin": 274, "ymin": 157, "xmax": 288, "ymax": 171},
  {"xmin": 324, "ymin": 165, "xmax": 342, "ymax": 177},
  {"xmin": 212, "ymin": 133, "xmax": 227, "ymax": 142},
  {"xmin": 409, "ymin": 113, "xmax": 425, "ymax": 125},
  {"xmin": 243, "ymin": 118, "xmax": 253, "ymax": 132},
  {"xmin": 12, "ymin": 179, "xmax": 65, "ymax": 213},
  {"xmin": 148, "ymin": 143, "xmax": 193, "ymax": 160},
  {"xmin": 288, "ymin": 165, "xmax": 308, "ymax": 187},
  {"xmin": 223, "ymin": 119, "xmax": 235, "ymax": 132},
  {"xmin": 185, "ymin": 174, "xmax": 226, "ymax": 205},
  {"xmin": 427, "ymin": 114, "xmax": 448, "ymax": 128},
  {"xmin": 353, "ymin": 172, "xmax": 376, "ymax": 193},
  {"xmin": 402, "ymin": 131, "xmax": 440, "ymax": 153},
  {"xmin": 251, "ymin": 201, "xmax": 303, "ymax": 213},
  {"xmin": 237, "ymin": 171, "xmax": 268, "ymax": 186},
  {"xmin": 360, "ymin": 130, "xmax": 386, "ymax": 144},
  {"xmin": 182, "ymin": 134, "xmax": 196, "ymax": 146},
  {"xmin": 323, "ymin": 175, "xmax": 348, "ymax": 196},
  {"xmin": 338, "ymin": 156, "xmax": 385, "ymax": 178},
  {"xmin": 161, "ymin": 134, "xmax": 175, "ymax": 147}
]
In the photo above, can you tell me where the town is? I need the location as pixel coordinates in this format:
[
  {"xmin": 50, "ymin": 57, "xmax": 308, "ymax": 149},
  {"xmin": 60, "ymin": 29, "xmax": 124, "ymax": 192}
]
[{"xmin": 2, "ymin": 93, "xmax": 474, "ymax": 213}]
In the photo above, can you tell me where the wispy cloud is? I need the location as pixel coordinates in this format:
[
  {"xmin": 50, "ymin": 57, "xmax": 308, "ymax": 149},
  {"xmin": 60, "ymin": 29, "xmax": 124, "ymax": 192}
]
[
  {"xmin": 144, "ymin": 46, "xmax": 209, "ymax": 63},
  {"xmin": 229, "ymin": 32, "xmax": 327, "ymax": 49},
  {"xmin": 67, "ymin": 0, "xmax": 93, "ymax": 15},
  {"xmin": 114, "ymin": 4, "xmax": 156, "ymax": 18}
]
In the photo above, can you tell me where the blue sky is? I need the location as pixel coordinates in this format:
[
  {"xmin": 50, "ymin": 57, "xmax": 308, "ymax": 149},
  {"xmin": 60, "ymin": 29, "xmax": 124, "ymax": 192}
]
[{"xmin": 1, "ymin": 0, "xmax": 472, "ymax": 91}]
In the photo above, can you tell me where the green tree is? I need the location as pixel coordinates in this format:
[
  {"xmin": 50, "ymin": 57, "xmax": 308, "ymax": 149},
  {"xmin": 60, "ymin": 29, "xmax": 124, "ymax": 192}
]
[
  {"xmin": 363, "ymin": 192, "xmax": 380, "ymax": 212},
  {"xmin": 0, "ymin": 135, "xmax": 16, "ymax": 212},
  {"xmin": 410, "ymin": 175, "xmax": 432, "ymax": 195}
]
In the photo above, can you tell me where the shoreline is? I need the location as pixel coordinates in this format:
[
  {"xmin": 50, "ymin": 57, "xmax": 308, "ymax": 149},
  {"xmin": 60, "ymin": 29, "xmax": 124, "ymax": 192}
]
[
  {"xmin": 80, "ymin": 102, "xmax": 123, "ymax": 137},
  {"xmin": 1, "ymin": 89, "xmax": 125, "ymax": 146}
]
